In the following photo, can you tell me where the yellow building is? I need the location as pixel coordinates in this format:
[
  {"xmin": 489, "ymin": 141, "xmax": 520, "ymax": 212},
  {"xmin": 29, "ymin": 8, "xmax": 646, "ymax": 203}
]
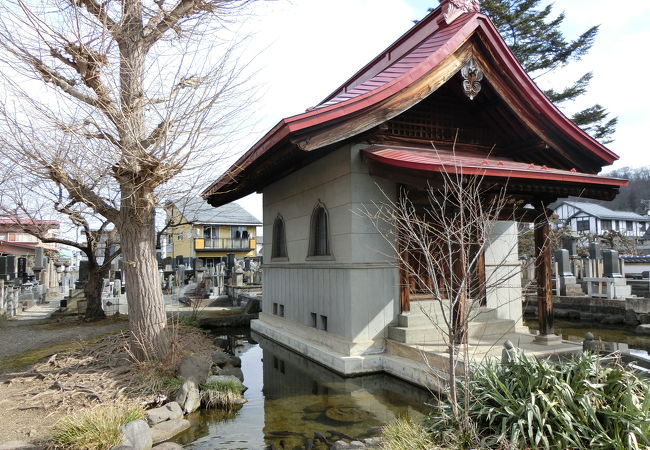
[{"xmin": 164, "ymin": 198, "xmax": 261, "ymax": 267}]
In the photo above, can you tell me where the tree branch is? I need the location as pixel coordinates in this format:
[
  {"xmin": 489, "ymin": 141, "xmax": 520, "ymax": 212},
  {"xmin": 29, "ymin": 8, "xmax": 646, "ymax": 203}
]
[
  {"xmin": 142, "ymin": 0, "xmax": 203, "ymax": 50},
  {"xmin": 100, "ymin": 247, "xmax": 121, "ymax": 272},
  {"xmin": 70, "ymin": 0, "xmax": 119, "ymax": 37},
  {"xmin": 48, "ymin": 164, "xmax": 120, "ymax": 223}
]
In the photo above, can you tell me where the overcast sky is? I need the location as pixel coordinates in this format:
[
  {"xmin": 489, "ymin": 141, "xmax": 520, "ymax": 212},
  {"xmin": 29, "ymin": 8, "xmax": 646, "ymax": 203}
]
[{"xmin": 231, "ymin": 0, "xmax": 650, "ymax": 221}]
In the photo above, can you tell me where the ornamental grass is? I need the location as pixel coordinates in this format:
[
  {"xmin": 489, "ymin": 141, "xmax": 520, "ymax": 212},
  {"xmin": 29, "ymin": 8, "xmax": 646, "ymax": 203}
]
[
  {"xmin": 426, "ymin": 352, "xmax": 650, "ymax": 449},
  {"xmin": 51, "ymin": 402, "xmax": 145, "ymax": 449}
]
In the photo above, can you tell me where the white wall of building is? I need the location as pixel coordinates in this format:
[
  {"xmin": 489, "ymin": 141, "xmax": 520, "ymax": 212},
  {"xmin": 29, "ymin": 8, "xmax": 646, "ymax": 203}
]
[
  {"xmin": 262, "ymin": 144, "xmax": 399, "ymax": 355},
  {"xmin": 484, "ymin": 221, "xmax": 524, "ymax": 327}
]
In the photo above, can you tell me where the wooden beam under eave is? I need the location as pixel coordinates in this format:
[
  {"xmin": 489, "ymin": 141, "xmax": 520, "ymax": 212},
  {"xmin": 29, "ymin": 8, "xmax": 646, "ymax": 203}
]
[
  {"xmin": 471, "ymin": 51, "xmax": 588, "ymax": 172},
  {"xmin": 293, "ymin": 44, "xmax": 475, "ymax": 152}
]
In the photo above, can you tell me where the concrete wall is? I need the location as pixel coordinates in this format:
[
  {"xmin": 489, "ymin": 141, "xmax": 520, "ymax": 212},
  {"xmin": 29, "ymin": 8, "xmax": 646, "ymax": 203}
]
[
  {"xmin": 262, "ymin": 144, "xmax": 399, "ymax": 355},
  {"xmin": 484, "ymin": 221, "xmax": 524, "ymax": 327}
]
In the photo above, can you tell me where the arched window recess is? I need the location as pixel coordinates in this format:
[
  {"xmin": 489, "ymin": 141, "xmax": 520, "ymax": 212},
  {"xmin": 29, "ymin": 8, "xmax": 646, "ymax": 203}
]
[
  {"xmin": 272, "ymin": 214, "xmax": 288, "ymax": 260},
  {"xmin": 307, "ymin": 201, "xmax": 333, "ymax": 260}
]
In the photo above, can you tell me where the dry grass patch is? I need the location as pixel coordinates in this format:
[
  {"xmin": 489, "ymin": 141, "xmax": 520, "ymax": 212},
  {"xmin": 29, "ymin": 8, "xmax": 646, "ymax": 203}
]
[
  {"xmin": 2, "ymin": 324, "xmax": 217, "ymax": 414},
  {"xmin": 51, "ymin": 401, "xmax": 144, "ymax": 450}
]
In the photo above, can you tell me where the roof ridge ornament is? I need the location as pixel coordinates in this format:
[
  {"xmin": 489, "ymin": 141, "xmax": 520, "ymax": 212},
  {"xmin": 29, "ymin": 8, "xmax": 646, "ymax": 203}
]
[
  {"xmin": 461, "ymin": 56, "xmax": 483, "ymax": 100},
  {"xmin": 441, "ymin": 0, "xmax": 481, "ymax": 25}
]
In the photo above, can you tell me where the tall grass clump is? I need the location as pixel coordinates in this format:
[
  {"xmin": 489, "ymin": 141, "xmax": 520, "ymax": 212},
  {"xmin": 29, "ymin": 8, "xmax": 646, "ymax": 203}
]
[
  {"xmin": 381, "ymin": 418, "xmax": 437, "ymax": 450},
  {"xmin": 51, "ymin": 402, "xmax": 145, "ymax": 449},
  {"xmin": 200, "ymin": 379, "xmax": 244, "ymax": 408},
  {"xmin": 427, "ymin": 351, "xmax": 650, "ymax": 449}
]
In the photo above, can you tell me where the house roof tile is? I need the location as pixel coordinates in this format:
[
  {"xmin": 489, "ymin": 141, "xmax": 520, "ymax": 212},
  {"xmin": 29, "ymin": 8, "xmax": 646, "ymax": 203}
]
[
  {"xmin": 172, "ymin": 198, "xmax": 261, "ymax": 226},
  {"xmin": 560, "ymin": 200, "xmax": 650, "ymax": 221}
]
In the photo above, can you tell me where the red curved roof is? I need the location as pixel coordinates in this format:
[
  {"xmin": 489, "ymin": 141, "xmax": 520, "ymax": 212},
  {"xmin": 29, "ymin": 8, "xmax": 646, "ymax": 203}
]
[
  {"xmin": 363, "ymin": 146, "xmax": 627, "ymax": 187},
  {"xmin": 205, "ymin": 5, "xmax": 619, "ymax": 203}
]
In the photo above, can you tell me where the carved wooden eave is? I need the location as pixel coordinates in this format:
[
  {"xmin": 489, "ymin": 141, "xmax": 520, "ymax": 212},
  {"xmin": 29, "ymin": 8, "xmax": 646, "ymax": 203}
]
[
  {"xmin": 204, "ymin": 5, "xmax": 621, "ymax": 207},
  {"xmin": 442, "ymin": 0, "xmax": 482, "ymax": 25}
]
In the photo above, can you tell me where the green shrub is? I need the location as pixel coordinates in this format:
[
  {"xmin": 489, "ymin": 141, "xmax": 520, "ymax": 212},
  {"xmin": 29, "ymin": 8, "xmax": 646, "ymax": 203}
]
[
  {"xmin": 427, "ymin": 352, "xmax": 650, "ymax": 449},
  {"xmin": 381, "ymin": 418, "xmax": 437, "ymax": 450},
  {"xmin": 200, "ymin": 379, "xmax": 244, "ymax": 408},
  {"xmin": 51, "ymin": 402, "xmax": 145, "ymax": 449}
]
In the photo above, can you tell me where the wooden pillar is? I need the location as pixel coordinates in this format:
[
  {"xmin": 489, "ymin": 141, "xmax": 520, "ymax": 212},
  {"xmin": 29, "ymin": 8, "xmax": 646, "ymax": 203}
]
[
  {"xmin": 534, "ymin": 215, "xmax": 554, "ymax": 336},
  {"xmin": 399, "ymin": 258, "xmax": 410, "ymax": 313},
  {"xmin": 397, "ymin": 184, "xmax": 410, "ymax": 313}
]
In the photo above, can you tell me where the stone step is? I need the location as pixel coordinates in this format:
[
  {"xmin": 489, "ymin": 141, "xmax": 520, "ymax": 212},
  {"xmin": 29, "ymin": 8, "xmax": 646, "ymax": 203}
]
[
  {"xmin": 388, "ymin": 318, "xmax": 515, "ymax": 345},
  {"xmin": 398, "ymin": 305, "xmax": 496, "ymax": 327},
  {"xmin": 388, "ymin": 325, "xmax": 446, "ymax": 345},
  {"xmin": 467, "ymin": 318, "xmax": 516, "ymax": 338}
]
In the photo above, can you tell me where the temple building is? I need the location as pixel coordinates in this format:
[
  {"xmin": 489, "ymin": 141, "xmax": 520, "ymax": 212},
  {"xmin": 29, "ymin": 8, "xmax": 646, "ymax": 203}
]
[{"xmin": 203, "ymin": 0, "xmax": 626, "ymax": 387}]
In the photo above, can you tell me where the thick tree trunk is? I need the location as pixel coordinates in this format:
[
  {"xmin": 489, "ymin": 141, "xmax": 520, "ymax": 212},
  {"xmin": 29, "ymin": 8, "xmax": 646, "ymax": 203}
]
[
  {"xmin": 119, "ymin": 216, "xmax": 168, "ymax": 360},
  {"xmin": 84, "ymin": 262, "xmax": 106, "ymax": 321},
  {"xmin": 113, "ymin": 1, "xmax": 168, "ymax": 361}
]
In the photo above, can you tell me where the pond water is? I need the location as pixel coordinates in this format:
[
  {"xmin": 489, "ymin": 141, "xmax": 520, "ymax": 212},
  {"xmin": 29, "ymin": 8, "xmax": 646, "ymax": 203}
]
[{"xmin": 170, "ymin": 331, "xmax": 432, "ymax": 449}]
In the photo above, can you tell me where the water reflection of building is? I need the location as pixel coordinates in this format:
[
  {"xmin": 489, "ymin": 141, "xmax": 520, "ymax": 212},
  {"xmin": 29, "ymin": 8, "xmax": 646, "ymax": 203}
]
[{"xmin": 257, "ymin": 332, "xmax": 429, "ymax": 447}]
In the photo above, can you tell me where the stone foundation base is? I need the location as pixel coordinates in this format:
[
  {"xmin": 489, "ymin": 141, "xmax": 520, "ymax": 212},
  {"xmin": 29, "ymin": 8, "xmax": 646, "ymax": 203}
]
[
  {"xmin": 251, "ymin": 318, "xmax": 445, "ymax": 390},
  {"xmin": 534, "ymin": 333, "xmax": 562, "ymax": 345}
]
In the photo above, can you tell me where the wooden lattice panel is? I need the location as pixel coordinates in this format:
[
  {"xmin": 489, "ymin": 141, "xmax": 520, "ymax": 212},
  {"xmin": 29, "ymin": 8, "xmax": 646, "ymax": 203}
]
[{"xmin": 386, "ymin": 107, "xmax": 497, "ymax": 146}]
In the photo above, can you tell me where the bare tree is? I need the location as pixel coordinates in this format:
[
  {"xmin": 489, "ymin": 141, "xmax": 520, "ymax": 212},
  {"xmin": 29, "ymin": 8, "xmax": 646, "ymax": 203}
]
[
  {"xmin": 0, "ymin": 182, "xmax": 121, "ymax": 321},
  {"xmin": 0, "ymin": 0, "xmax": 255, "ymax": 359},
  {"xmin": 363, "ymin": 160, "xmax": 526, "ymax": 426}
]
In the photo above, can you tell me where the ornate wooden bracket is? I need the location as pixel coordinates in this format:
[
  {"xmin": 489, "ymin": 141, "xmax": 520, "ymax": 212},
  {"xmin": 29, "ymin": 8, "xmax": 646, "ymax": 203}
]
[
  {"xmin": 461, "ymin": 56, "xmax": 484, "ymax": 100},
  {"xmin": 442, "ymin": 0, "xmax": 481, "ymax": 25}
]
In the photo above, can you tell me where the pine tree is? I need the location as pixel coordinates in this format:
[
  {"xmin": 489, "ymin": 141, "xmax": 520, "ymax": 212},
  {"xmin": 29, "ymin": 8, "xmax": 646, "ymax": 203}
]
[{"xmin": 422, "ymin": 1, "xmax": 617, "ymax": 143}]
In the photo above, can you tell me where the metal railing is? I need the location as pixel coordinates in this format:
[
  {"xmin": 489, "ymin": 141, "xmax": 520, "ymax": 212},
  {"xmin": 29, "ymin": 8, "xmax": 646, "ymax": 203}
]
[{"xmin": 198, "ymin": 238, "xmax": 253, "ymax": 250}]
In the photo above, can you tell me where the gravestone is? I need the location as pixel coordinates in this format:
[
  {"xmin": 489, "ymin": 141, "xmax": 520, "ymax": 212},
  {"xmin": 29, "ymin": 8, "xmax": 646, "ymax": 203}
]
[
  {"xmin": 195, "ymin": 259, "xmax": 204, "ymax": 271},
  {"xmin": 562, "ymin": 237, "xmax": 577, "ymax": 256},
  {"xmin": 78, "ymin": 260, "xmax": 90, "ymax": 281},
  {"xmin": 555, "ymin": 248, "xmax": 582, "ymax": 296},
  {"xmin": 234, "ymin": 268, "xmax": 244, "ymax": 287},
  {"xmin": 554, "ymin": 249, "xmax": 572, "ymax": 277},
  {"xmin": 603, "ymin": 250, "xmax": 622, "ymax": 278},
  {"xmin": 17, "ymin": 257, "xmax": 27, "ymax": 279},
  {"xmin": 34, "ymin": 247, "xmax": 45, "ymax": 271},
  {"xmin": 588, "ymin": 243, "xmax": 602, "ymax": 260},
  {"xmin": 0, "ymin": 256, "xmax": 8, "ymax": 281},
  {"xmin": 6, "ymin": 255, "xmax": 16, "ymax": 280},
  {"xmin": 244, "ymin": 257, "xmax": 251, "ymax": 271}
]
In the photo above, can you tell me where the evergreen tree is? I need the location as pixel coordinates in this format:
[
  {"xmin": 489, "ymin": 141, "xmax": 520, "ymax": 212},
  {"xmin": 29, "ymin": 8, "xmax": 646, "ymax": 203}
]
[{"xmin": 422, "ymin": 0, "xmax": 617, "ymax": 143}]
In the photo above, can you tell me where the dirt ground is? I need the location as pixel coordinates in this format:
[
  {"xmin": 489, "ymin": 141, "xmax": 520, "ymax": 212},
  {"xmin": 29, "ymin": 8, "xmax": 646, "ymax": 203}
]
[{"xmin": 0, "ymin": 316, "xmax": 129, "ymax": 444}]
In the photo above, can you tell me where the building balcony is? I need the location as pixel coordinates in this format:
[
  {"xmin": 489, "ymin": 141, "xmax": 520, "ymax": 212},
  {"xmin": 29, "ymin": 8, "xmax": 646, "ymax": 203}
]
[{"xmin": 195, "ymin": 238, "xmax": 255, "ymax": 251}]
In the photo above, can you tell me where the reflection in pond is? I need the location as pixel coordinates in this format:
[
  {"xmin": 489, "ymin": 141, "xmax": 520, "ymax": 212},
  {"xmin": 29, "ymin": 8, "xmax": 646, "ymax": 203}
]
[{"xmin": 172, "ymin": 331, "xmax": 432, "ymax": 449}]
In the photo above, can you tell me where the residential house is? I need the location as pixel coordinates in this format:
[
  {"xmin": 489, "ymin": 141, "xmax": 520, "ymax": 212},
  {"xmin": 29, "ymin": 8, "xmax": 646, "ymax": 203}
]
[
  {"xmin": 0, "ymin": 219, "xmax": 60, "ymax": 279},
  {"xmin": 203, "ymin": 0, "xmax": 626, "ymax": 386},
  {"xmin": 164, "ymin": 198, "xmax": 261, "ymax": 268},
  {"xmin": 552, "ymin": 200, "xmax": 650, "ymax": 237}
]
